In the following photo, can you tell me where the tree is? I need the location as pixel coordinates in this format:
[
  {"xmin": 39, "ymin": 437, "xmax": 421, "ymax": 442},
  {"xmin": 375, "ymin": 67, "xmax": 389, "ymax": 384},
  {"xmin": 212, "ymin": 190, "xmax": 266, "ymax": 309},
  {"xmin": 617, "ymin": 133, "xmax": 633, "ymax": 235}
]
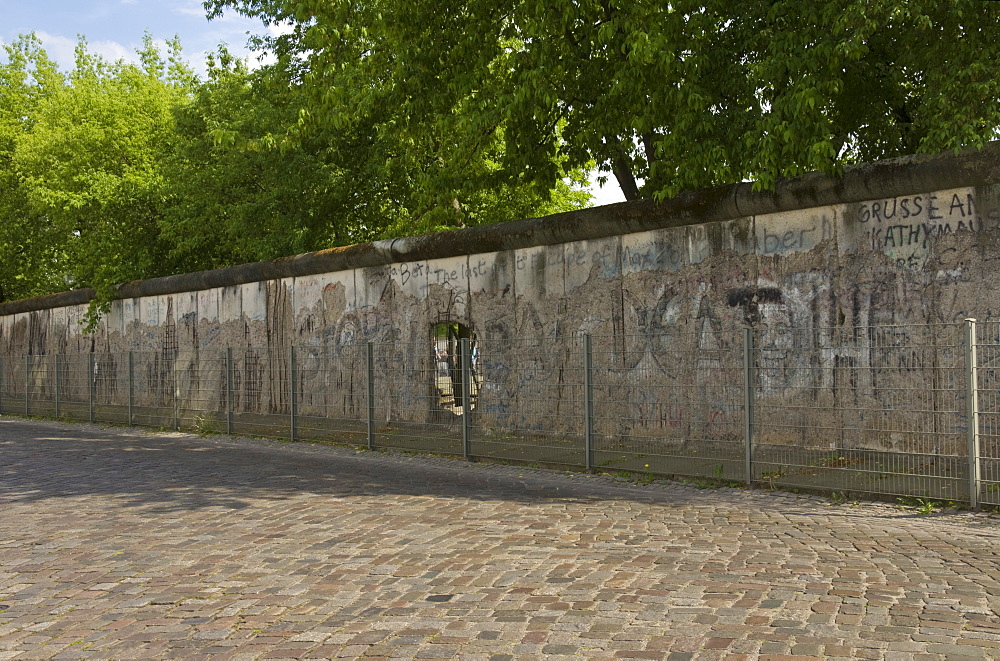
[
  {"xmin": 0, "ymin": 30, "xmax": 588, "ymax": 309},
  {"xmin": 205, "ymin": 0, "xmax": 1000, "ymax": 200},
  {"xmin": 160, "ymin": 43, "xmax": 591, "ymax": 273},
  {"xmin": 10, "ymin": 35, "xmax": 195, "ymax": 310},
  {"xmin": 0, "ymin": 35, "xmax": 66, "ymax": 302},
  {"xmin": 158, "ymin": 48, "xmax": 384, "ymax": 272}
]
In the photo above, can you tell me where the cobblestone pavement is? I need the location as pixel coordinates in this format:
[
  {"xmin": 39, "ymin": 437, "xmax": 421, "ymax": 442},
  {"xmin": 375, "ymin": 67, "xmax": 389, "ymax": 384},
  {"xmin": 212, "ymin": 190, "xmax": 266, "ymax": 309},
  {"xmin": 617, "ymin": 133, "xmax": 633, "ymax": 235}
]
[{"xmin": 2, "ymin": 418, "xmax": 1000, "ymax": 660}]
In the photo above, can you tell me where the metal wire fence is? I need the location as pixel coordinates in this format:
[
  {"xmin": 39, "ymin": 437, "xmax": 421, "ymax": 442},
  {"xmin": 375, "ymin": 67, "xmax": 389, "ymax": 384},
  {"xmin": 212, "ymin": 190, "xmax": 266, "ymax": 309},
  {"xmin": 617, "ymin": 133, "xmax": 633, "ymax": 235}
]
[
  {"xmin": 3, "ymin": 319, "xmax": 1000, "ymax": 506},
  {"xmin": 753, "ymin": 324, "xmax": 967, "ymax": 501}
]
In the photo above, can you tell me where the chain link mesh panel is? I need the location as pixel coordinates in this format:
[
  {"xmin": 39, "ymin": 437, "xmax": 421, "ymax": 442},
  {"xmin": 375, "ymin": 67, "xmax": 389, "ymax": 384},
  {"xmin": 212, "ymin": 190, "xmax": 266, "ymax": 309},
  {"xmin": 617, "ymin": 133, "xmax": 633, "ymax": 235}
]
[
  {"xmin": 975, "ymin": 320, "xmax": 1000, "ymax": 506},
  {"xmin": 0, "ymin": 320, "xmax": 990, "ymax": 505},
  {"xmin": 371, "ymin": 340, "xmax": 463, "ymax": 455},
  {"xmin": 590, "ymin": 331, "xmax": 745, "ymax": 482},
  {"xmin": 470, "ymin": 335, "xmax": 586, "ymax": 468},
  {"xmin": 294, "ymin": 343, "xmax": 369, "ymax": 446},
  {"xmin": 753, "ymin": 323, "xmax": 966, "ymax": 500}
]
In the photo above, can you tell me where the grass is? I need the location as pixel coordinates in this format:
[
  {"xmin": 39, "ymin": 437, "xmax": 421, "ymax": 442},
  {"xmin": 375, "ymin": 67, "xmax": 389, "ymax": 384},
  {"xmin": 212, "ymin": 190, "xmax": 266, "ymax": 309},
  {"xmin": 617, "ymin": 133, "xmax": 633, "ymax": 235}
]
[
  {"xmin": 759, "ymin": 467, "xmax": 788, "ymax": 491},
  {"xmin": 605, "ymin": 469, "xmax": 657, "ymax": 486},
  {"xmin": 193, "ymin": 415, "xmax": 220, "ymax": 436},
  {"xmin": 897, "ymin": 496, "xmax": 941, "ymax": 515},
  {"xmin": 687, "ymin": 464, "xmax": 742, "ymax": 490},
  {"xmin": 829, "ymin": 491, "xmax": 853, "ymax": 506},
  {"xmin": 637, "ymin": 472, "xmax": 657, "ymax": 486},
  {"xmin": 808, "ymin": 454, "xmax": 855, "ymax": 468},
  {"xmin": 598, "ymin": 453, "xmax": 646, "ymax": 468}
]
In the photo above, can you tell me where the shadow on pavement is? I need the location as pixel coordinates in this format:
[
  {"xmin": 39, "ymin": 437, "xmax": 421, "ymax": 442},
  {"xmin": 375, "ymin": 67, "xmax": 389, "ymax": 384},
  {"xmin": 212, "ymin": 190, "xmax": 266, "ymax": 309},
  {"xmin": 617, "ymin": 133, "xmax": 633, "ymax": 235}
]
[{"xmin": 0, "ymin": 418, "xmax": 708, "ymax": 513}]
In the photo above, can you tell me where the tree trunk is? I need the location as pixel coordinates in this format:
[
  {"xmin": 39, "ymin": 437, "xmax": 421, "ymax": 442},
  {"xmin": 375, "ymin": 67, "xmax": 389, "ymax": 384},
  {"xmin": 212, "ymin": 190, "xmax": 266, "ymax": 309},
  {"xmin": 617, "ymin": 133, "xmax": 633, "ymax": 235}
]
[{"xmin": 605, "ymin": 135, "xmax": 640, "ymax": 201}]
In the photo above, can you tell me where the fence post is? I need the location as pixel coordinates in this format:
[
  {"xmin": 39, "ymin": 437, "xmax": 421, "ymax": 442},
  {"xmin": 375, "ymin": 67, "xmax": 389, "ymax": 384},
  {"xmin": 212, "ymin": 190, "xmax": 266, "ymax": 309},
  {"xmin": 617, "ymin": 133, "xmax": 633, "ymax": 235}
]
[
  {"xmin": 367, "ymin": 342, "xmax": 375, "ymax": 451},
  {"xmin": 461, "ymin": 337, "xmax": 473, "ymax": 460},
  {"xmin": 743, "ymin": 327, "xmax": 755, "ymax": 487},
  {"xmin": 54, "ymin": 354, "xmax": 60, "ymax": 419},
  {"xmin": 226, "ymin": 348, "xmax": 234, "ymax": 435},
  {"xmin": 128, "ymin": 350, "xmax": 134, "ymax": 426},
  {"xmin": 88, "ymin": 353, "xmax": 95, "ymax": 423},
  {"xmin": 965, "ymin": 318, "xmax": 981, "ymax": 509},
  {"xmin": 0, "ymin": 355, "xmax": 4, "ymax": 416},
  {"xmin": 584, "ymin": 334, "xmax": 594, "ymax": 473},
  {"xmin": 25, "ymin": 354, "xmax": 30, "ymax": 417},
  {"xmin": 290, "ymin": 346, "xmax": 298, "ymax": 442}
]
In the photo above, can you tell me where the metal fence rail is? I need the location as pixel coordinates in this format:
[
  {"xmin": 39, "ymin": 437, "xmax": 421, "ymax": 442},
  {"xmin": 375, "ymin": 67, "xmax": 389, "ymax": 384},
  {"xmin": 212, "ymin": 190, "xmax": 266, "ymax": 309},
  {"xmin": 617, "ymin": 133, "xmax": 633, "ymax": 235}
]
[{"xmin": 5, "ymin": 319, "xmax": 1000, "ymax": 506}]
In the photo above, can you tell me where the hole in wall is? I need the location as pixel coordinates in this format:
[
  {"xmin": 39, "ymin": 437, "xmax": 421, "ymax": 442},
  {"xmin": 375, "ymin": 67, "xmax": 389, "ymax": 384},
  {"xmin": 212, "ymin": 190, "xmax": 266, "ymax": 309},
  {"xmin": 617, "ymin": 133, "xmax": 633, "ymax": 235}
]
[{"xmin": 431, "ymin": 322, "xmax": 478, "ymax": 414}]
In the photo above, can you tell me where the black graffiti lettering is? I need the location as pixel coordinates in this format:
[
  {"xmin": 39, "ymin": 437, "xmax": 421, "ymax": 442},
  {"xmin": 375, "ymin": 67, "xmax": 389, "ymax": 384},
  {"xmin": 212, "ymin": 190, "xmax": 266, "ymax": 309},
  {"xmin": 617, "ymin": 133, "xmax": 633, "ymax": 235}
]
[
  {"xmin": 912, "ymin": 195, "xmax": 923, "ymax": 216},
  {"xmin": 464, "ymin": 259, "xmax": 488, "ymax": 278},
  {"xmin": 950, "ymin": 193, "xmax": 967, "ymax": 217},
  {"xmin": 870, "ymin": 228, "xmax": 883, "ymax": 249},
  {"xmin": 927, "ymin": 195, "xmax": 942, "ymax": 220},
  {"xmin": 622, "ymin": 244, "xmax": 681, "ymax": 269},
  {"xmin": 900, "ymin": 198, "xmax": 911, "ymax": 218},
  {"xmin": 763, "ymin": 231, "xmax": 779, "ymax": 253},
  {"xmin": 761, "ymin": 226, "xmax": 821, "ymax": 253},
  {"xmin": 883, "ymin": 198, "xmax": 897, "ymax": 219},
  {"xmin": 432, "ymin": 268, "xmax": 459, "ymax": 284},
  {"xmin": 661, "ymin": 244, "xmax": 682, "ymax": 267},
  {"xmin": 922, "ymin": 223, "xmax": 935, "ymax": 248},
  {"xmin": 871, "ymin": 201, "xmax": 882, "ymax": 222},
  {"xmin": 884, "ymin": 227, "xmax": 895, "ymax": 248}
]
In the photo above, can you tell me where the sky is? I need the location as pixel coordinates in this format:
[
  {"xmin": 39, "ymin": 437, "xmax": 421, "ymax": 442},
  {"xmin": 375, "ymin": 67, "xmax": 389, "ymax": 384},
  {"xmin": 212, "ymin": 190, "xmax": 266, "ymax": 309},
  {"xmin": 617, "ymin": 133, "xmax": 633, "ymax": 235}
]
[{"xmin": 0, "ymin": 0, "xmax": 627, "ymax": 207}]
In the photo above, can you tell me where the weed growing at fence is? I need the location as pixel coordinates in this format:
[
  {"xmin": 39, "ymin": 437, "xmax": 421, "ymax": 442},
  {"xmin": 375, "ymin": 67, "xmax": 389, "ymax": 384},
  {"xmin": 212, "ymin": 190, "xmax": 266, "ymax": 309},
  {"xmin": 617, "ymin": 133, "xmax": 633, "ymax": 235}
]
[
  {"xmin": 898, "ymin": 497, "xmax": 939, "ymax": 515},
  {"xmin": 759, "ymin": 467, "xmax": 788, "ymax": 491},
  {"xmin": 686, "ymin": 464, "xmax": 742, "ymax": 490},
  {"xmin": 809, "ymin": 455, "xmax": 856, "ymax": 468},
  {"xmin": 829, "ymin": 491, "xmax": 849, "ymax": 506},
  {"xmin": 193, "ymin": 415, "xmax": 220, "ymax": 437}
]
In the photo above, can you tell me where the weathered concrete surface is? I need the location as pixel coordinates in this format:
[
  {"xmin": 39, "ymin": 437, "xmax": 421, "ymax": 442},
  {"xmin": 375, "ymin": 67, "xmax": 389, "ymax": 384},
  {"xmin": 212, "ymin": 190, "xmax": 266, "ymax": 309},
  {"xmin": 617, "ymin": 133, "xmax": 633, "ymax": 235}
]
[
  {"xmin": 2, "ymin": 418, "xmax": 1000, "ymax": 660},
  {"xmin": 3, "ymin": 145, "xmax": 1000, "ymax": 466}
]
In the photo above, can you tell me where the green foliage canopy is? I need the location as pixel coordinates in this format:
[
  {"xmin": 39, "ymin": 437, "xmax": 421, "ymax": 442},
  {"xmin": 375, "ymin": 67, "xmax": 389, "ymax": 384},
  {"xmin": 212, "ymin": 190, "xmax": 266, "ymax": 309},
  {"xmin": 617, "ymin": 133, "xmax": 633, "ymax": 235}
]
[
  {"xmin": 0, "ymin": 34, "xmax": 66, "ymax": 303},
  {"xmin": 0, "ymin": 31, "xmax": 589, "ymax": 314},
  {"xmin": 206, "ymin": 0, "xmax": 1000, "ymax": 199},
  {"xmin": 9, "ymin": 36, "xmax": 193, "ymax": 306}
]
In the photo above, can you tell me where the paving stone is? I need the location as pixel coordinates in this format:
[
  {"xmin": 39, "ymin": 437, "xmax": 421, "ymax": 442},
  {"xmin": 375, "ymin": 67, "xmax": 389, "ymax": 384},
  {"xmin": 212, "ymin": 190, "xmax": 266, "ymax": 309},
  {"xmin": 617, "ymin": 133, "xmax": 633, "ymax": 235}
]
[{"xmin": 3, "ymin": 419, "xmax": 1000, "ymax": 659}]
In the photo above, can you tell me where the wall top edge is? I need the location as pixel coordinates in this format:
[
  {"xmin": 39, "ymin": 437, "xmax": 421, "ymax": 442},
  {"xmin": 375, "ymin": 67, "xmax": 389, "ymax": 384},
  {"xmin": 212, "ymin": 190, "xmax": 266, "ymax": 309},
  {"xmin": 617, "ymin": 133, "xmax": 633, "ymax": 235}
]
[{"xmin": 3, "ymin": 141, "xmax": 999, "ymax": 317}]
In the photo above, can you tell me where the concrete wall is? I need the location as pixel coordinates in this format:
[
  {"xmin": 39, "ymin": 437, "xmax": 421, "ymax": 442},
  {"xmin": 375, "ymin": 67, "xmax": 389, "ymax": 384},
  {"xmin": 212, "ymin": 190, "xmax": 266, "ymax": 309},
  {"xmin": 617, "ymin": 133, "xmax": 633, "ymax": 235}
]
[{"xmin": 3, "ymin": 144, "xmax": 1000, "ymax": 456}]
